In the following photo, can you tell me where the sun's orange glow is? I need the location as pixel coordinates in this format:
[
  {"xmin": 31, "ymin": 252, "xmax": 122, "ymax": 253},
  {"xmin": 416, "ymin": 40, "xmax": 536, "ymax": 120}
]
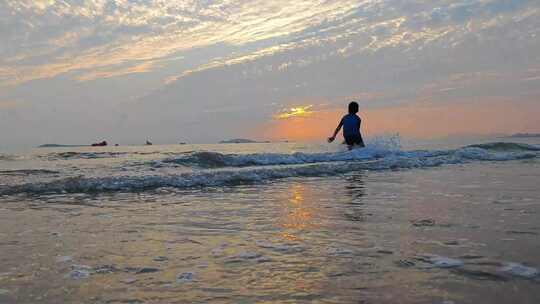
[
  {"xmin": 363, "ymin": 98, "xmax": 540, "ymax": 138},
  {"xmin": 259, "ymin": 110, "xmax": 339, "ymax": 141},
  {"xmin": 274, "ymin": 105, "xmax": 314, "ymax": 119},
  {"xmin": 254, "ymin": 98, "xmax": 540, "ymax": 141}
]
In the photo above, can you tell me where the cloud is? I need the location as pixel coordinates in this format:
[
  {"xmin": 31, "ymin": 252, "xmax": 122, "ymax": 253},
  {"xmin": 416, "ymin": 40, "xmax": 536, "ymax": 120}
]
[
  {"xmin": 74, "ymin": 60, "xmax": 158, "ymax": 82},
  {"xmin": 274, "ymin": 105, "xmax": 314, "ymax": 119},
  {"xmin": 2, "ymin": 0, "xmax": 540, "ymax": 148},
  {"xmin": 1, "ymin": 0, "xmax": 362, "ymax": 85},
  {"xmin": 3, "ymin": 0, "xmax": 538, "ymax": 88}
]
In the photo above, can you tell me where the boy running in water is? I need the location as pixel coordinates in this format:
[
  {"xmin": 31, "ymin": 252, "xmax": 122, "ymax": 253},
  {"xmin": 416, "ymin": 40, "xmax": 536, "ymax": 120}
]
[{"xmin": 328, "ymin": 101, "xmax": 365, "ymax": 150}]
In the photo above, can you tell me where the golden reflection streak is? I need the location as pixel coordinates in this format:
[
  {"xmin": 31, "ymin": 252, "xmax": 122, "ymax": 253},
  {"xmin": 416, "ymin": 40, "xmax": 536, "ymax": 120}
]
[{"xmin": 278, "ymin": 183, "xmax": 319, "ymax": 241}]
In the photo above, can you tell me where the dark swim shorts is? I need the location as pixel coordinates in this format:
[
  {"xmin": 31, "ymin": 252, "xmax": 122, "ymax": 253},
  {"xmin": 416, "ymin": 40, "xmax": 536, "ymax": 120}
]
[{"xmin": 344, "ymin": 135, "xmax": 365, "ymax": 147}]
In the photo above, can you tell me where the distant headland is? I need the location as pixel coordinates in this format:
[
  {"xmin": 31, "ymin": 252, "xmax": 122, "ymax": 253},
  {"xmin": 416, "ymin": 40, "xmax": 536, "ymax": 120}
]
[{"xmin": 506, "ymin": 133, "xmax": 540, "ymax": 138}]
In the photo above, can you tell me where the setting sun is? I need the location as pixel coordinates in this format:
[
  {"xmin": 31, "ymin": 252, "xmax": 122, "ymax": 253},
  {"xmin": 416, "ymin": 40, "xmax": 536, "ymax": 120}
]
[
  {"xmin": 2, "ymin": 1, "xmax": 540, "ymax": 303},
  {"xmin": 274, "ymin": 105, "xmax": 315, "ymax": 119}
]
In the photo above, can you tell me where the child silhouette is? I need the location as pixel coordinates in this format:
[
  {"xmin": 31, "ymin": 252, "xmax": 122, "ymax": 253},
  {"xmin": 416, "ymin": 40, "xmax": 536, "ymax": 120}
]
[{"xmin": 328, "ymin": 101, "xmax": 365, "ymax": 150}]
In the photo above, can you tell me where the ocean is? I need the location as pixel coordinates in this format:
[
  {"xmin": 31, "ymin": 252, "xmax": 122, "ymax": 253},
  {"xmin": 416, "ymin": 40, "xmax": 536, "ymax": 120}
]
[{"xmin": 1, "ymin": 136, "xmax": 539, "ymax": 303}]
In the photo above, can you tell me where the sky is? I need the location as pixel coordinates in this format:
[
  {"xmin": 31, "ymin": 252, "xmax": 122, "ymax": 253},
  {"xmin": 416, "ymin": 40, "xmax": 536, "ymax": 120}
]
[{"xmin": 1, "ymin": 0, "xmax": 540, "ymax": 149}]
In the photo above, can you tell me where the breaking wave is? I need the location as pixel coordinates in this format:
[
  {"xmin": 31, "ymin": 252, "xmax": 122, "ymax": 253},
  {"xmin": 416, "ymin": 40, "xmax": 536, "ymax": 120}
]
[
  {"xmin": 160, "ymin": 141, "xmax": 538, "ymax": 168},
  {"xmin": 0, "ymin": 153, "xmax": 22, "ymax": 161},
  {"xmin": 0, "ymin": 142, "xmax": 537, "ymax": 195},
  {"xmin": 467, "ymin": 142, "xmax": 540, "ymax": 152},
  {"xmin": 160, "ymin": 136, "xmax": 402, "ymax": 168},
  {"xmin": 161, "ymin": 150, "xmax": 380, "ymax": 168}
]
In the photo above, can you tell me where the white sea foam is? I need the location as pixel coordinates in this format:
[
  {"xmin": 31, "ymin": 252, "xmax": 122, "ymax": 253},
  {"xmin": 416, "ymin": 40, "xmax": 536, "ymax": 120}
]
[
  {"xmin": 177, "ymin": 272, "xmax": 195, "ymax": 283},
  {"xmin": 417, "ymin": 254, "xmax": 464, "ymax": 268},
  {"xmin": 161, "ymin": 141, "xmax": 537, "ymax": 169},
  {"xmin": 162, "ymin": 137, "xmax": 401, "ymax": 168},
  {"xmin": 66, "ymin": 265, "xmax": 92, "ymax": 279},
  {"xmin": 235, "ymin": 251, "xmax": 263, "ymax": 259},
  {"xmin": 499, "ymin": 262, "xmax": 539, "ymax": 278},
  {"xmin": 0, "ymin": 142, "xmax": 537, "ymax": 195},
  {"xmin": 429, "ymin": 256, "xmax": 464, "ymax": 268}
]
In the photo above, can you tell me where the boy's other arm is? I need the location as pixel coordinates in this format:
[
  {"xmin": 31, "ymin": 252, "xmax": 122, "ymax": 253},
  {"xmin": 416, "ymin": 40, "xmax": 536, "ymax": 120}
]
[{"xmin": 327, "ymin": 118, "xmax": 344, "ymax": 143}]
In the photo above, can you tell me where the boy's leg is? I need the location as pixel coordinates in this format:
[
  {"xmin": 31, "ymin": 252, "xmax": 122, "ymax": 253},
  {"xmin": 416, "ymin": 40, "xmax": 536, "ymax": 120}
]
[
  {"xmin": 356, "ymin": 135, "xmax": 365, "ymax": 147},
  {"xmin": 345, "ymin": 136, "xmax": 355, "ymax": 150}
]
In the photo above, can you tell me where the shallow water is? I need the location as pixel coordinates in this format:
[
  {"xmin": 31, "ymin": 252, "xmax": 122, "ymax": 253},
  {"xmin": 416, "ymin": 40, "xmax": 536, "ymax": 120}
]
[{"xmin": 1, "ymin": 138, "xmax": 539, "ymax": 303}]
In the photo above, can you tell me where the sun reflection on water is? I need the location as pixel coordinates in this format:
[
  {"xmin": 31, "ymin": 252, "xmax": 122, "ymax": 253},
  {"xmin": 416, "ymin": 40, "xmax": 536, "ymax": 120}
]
[{"xmin": 278, "ymin": 183, "xmax": 320, "ymax": 241}]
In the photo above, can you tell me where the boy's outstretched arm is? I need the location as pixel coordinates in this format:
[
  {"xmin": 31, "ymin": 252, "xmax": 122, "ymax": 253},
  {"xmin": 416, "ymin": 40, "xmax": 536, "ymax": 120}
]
[{"xmin": 327, "ymin": 118, "xmax": 344, "ymax": 143}]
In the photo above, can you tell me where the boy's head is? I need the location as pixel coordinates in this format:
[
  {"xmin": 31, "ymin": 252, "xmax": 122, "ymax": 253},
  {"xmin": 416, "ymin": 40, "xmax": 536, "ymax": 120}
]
[{"xmin": 348, "ymin": 101, "xmax": 359, "ymax": 114}]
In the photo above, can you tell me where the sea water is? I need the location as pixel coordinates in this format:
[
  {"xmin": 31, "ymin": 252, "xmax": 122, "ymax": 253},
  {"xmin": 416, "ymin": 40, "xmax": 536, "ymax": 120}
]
[{"xmin": 0, "ymin": 136, "xmax": 539, "ymax": 303}]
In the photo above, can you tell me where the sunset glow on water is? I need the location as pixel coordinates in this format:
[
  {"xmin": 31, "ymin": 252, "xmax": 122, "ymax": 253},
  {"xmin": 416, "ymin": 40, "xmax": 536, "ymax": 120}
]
[{"xmin": 1, "ymin": 1, "xmax": 540, "ymax": 303}]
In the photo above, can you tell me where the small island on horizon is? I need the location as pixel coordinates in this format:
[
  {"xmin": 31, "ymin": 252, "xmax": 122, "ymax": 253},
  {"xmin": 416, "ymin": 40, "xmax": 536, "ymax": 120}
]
[
  {"xmin": 37, "ymin": 139, "xmax": 284, "ymax": 148},
  {"xmin": 505, "ymin": 133, "xmax": 540, "ymax": 138}
]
